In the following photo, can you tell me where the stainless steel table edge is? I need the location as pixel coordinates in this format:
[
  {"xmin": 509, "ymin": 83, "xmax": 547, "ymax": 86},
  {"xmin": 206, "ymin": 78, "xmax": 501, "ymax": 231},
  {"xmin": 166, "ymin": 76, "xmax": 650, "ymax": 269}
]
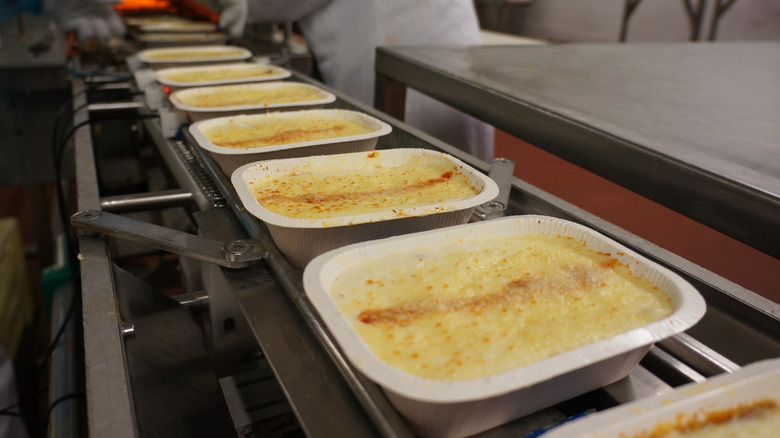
[{"xmin": 374, "ymin": 45, "xmax": 780, "ymax": 260}]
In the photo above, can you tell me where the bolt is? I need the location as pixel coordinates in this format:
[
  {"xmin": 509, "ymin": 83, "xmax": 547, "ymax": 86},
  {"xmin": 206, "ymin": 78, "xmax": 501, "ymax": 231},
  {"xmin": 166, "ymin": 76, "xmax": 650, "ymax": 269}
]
[
  {"xmin": 224, "ymin": 240, "xmax": 253, "ymax": 256},
  {"xmin": 480, "ymin": 200, "xmax": 505, "ymax": 212},
  {"xmin": 122, "ymin": 324, "xmax": 135, "ymax": 341},
  {"xmin": 79, "ymin": 210, "xmax": 102, "ymax": 220}
]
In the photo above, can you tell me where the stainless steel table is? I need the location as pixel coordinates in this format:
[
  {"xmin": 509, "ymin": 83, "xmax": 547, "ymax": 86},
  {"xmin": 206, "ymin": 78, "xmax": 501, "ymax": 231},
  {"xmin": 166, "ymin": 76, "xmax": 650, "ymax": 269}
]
[{"xmin": 374, "ymin": 42, "xmax": 780, "ymax": 259}]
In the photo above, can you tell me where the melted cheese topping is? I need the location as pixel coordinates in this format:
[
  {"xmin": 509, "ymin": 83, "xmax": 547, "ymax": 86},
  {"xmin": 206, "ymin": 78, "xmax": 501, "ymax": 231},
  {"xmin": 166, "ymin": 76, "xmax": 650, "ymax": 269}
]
[
  {"xmin": 329, "ymin": 234, "xmax": 674, "ymax": 380},
  {"xmin": 143, "ymin": 47, "xmax": 246, "ymax": 61},
  {"xmin": 625, "ymin": 399, "xmax": 780, "ymax": 437},
  {"xmin": 142, "ymin": 22, "xmax": 215, "ymax": 32},
  {"xmin": 202, "ymin": 116, "xmax": 372, "ymax": 149},
  {"xmin": 250, "ymin": 153, "xmax": 479, "ymax": 219},
  {"xmin": 127, "ymin": 17, "xmax": 188, "ymax": 26},
  {"xmin": 159, "ymin": 65, "xmax": 276, "ymax": 83},
  {"xmin": 175, "ymin": 84, "xmax": 325, "ymax": 108},
  {"xmin": 142, "ymin": 33, "xmax": 224, "ymax": 43}
]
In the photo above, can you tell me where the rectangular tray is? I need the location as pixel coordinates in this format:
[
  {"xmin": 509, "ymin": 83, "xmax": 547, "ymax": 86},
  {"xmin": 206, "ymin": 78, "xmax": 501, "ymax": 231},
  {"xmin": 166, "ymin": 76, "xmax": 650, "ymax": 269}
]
[
  {"xmin": 137, "ymin": 45, "xmax": 252, "ymax": 70},
  {"xmin": 155, "ymin": 62, "xmax": 290, "ymax": 91},
  {"xmin": 302, "ymin": 216, "xmax": 707, "ymax": 437},
  {"xmin": 541, "ymin": 358, "xmax": 780, "ymax": 437},
  {"xmin": 138, "ymin": 21, "xmax": 218, "ymax": 33},
  {"xmin": 190, "ymin": 109, "xmax": 391, "ymax": 175},
  {"xmin": 169, "ymin": 81, "xmax": 336, "ymax": 122},
  {"xmin": 232, "ymin": 148, "xmax": 499, "ymax": 269},
  {"xmin": 137, "ymin": 32, "xmax": 228, "ymax": 49}
]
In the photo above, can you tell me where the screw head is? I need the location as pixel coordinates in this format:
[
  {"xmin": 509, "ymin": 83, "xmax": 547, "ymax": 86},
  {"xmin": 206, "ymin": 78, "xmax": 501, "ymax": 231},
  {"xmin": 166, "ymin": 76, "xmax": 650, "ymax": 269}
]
[
  {"xmin": 480, "ymin": 200, "xmax": 505, "ymax": 212},
  {"xmin": 80, "ymin": 210, "xmax": 102, "ymax": 220},
  {"xmin": 224, "ymin": 240, "xmax": 253, "ymax": 255}
]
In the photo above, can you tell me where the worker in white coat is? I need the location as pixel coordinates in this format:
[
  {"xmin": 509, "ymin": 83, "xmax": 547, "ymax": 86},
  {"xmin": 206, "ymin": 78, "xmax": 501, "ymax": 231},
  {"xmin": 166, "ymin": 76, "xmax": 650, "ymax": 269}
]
[{"xmin": 217, "ymin": 0, "xmax": 495, "ymax": 162}]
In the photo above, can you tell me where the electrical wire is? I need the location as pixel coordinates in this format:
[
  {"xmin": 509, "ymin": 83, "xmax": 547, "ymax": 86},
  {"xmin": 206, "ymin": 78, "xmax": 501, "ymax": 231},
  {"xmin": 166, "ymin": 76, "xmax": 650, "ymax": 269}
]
[
  {"xmin": 28, "ymin": 109, "xmax": 158, "ymax": 438},
  {"xmin": 44, "ymin": 392, "xmax": 86, "ymax": 426}
]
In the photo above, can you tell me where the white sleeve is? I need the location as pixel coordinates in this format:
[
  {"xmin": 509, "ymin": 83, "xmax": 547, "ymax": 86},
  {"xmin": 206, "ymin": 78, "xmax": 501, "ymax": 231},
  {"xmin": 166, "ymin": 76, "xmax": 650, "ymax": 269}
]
[{"xmin": 246, "ymin": 0, "xmax": 332, "ymax": 23}]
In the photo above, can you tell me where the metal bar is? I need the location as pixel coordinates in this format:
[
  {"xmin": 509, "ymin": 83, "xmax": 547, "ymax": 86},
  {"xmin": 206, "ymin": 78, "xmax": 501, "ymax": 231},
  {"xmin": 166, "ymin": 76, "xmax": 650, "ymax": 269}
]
[
  {"xmin": 87, "ymin": 101, "xmax": 144, "ymax": 113},
  {"xmin": 474, "ymin": 157, "xmax": 515, "ymax": 220},
  {"xmin": 658, "ymin": 333, "xmax": 741, "ymax": 377},
  {"xmin": 71, "ymin": 209, "xmax": 266, "ymax": 268},
  {"xmin": 171, "ymin": 289, "xmax": 209, "ymax": 312},
  {"xmin": 78, "ymin": 236, "xmax": 138, "ymax": 438},
  {"xmin": 100, "ymin": 189, "xmax": 194, "ymax": 213},
  {"xmin": 72, "ymin": 77, "xmax": 138, "ymax": 438},
  {"xmin": 644, "ymin": 345, "xmax": 707, "ymax": 385}
]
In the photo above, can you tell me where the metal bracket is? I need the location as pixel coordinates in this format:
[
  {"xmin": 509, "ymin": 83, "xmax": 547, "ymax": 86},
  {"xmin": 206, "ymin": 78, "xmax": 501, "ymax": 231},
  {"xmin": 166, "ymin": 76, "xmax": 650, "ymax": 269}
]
[
  {"xmin": 474, "ymin": 157, "xmax": 516, "ymax": 220},
  {"xmin": 71, "ymin": 210, "xmax": 267, "ymax": 269}
]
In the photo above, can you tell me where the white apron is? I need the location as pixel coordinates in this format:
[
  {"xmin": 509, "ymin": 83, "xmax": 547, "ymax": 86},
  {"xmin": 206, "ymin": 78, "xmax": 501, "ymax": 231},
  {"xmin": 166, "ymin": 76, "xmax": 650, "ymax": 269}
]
[{"xmin": 247, "ymin": 0, "xmax": 494, "ymax": 161}]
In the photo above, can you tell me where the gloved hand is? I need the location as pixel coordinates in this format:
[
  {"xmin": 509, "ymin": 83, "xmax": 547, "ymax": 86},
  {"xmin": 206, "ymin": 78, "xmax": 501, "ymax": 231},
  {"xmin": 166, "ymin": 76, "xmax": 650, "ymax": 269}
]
[
  {"xmin": 217, "ymin": 0, "xmax": 247, "ymax": 39},
  {"xmin": 43, "ymin": 0, "xmax": 125, "ymax": 41}
]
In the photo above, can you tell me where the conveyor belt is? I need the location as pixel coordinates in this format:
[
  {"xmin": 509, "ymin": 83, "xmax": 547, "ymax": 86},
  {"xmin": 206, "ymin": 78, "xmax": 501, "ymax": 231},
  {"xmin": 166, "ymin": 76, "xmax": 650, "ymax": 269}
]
[{"xmin": 73, "ymin": 53, "xmax": 780, "ymax": 438}]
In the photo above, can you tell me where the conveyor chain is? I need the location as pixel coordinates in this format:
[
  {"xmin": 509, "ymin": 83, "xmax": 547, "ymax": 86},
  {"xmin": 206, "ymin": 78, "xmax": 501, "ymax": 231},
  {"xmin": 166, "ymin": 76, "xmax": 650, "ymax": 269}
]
[{"xmin": 170, "ymin": 139, "xmax": 226, "ymax": 208}]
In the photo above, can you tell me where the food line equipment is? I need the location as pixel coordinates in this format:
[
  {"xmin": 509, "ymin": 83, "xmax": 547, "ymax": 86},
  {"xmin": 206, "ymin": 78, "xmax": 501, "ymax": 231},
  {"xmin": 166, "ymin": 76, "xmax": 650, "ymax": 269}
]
[{"xmin": 66, "ymin": 42, "xmax": 780, "ymax": 438}]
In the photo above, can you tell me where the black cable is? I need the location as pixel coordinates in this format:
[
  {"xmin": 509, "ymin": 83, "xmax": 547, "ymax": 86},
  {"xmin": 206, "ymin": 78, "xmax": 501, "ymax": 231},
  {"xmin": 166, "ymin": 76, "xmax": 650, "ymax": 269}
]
[
  {"xmin": 29, "ymin": 112, "xmax": 158, "ymax": 438},
  {"xmin": 0, "ymin": 401, "xmax": 21, "ymax": 414},
  {"xmin": 51, "ymin": 75, "xmax": 136, "ymax": 161},
  {"xmin": 0, "ymin": 411, "xmax": 23, "ymax": 418},
  {"xmin": 44, "ymin": 392, "xmax": 86, "ymax": 426},
  {"xmin": 0, "ymin": 385, "xmax": 48, "ymax": 415}
]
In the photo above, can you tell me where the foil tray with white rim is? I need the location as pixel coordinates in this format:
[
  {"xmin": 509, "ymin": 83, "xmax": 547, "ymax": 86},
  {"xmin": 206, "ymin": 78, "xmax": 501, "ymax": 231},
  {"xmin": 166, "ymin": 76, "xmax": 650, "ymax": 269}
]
[
  {"xmin": 137, "ymin": 45, "xmax": 252, "ymax": 70},
  {"xmin": 137, "ymin": 32, "xmax": 228, "ymax": 49},
  {"xmin": 231, "ymin": 148, "xmax": 500, "ymax": 269},
  {"xmin": 302, "ymin": 215, "xmax": 707, "ymax": 438},
  {"xmin": 154, "ymin": 62, "xmax": 291, "ymax": 91},
  {"xmin": 189, "ymin": 109, "xmax": 392, "ymax": 175},
  {"xmin": 169, "ymin": 81, "xmax": 336, "ymax": 122},
  {"xmin": 541, "ymin": 357, "xmax": 780, "ymax": 437}
]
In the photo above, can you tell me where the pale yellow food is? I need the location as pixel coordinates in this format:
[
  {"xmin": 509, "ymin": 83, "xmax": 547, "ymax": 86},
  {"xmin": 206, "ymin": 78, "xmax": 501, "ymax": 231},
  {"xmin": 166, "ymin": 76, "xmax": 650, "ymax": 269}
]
[
  {"xmin": 142, "ymin": 22, "xmax": 215, "ymax": 32},
  {"xmin": 160, "ymin": 65, "xmax": 278, "ymax": 84},
  {"xmin": 250, "ymin": 153, "xmax": 480, "ymax": 220},
  {"xmin": 329, "ymin": 234, "xmax": 674, "ymax": 380},
  {"xmin": 202, "ymin": 116, "xmax": 372, "ymax": 149},
  {"xmin": 127, "ymin": 17, "xmax": 188, "ymax": 26},
  {"xmin": 175, "ymin": 84, "xmax": 325, "ymax": 108},
  {"xmin": 141, "ymin": 33, "xmax": 225, "ymax": 43},
  {"xmin": 143, "ymin": 47, "xmax": 246, "ymax": 61},
  {"xmin": 624, "ymin": 399, "xmax": 780, "ymax": 437}
]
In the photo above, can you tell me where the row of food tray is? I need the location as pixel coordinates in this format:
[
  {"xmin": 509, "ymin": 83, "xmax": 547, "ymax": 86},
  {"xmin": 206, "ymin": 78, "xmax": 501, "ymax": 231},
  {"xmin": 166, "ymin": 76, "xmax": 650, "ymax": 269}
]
[{"xmin": 130, "ymin": 35, "xmax": 778, "ymax": 438}]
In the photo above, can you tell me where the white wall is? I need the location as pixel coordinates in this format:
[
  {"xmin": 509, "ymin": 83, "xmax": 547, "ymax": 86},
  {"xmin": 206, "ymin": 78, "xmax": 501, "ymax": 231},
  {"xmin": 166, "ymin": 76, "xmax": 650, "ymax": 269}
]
[{"xmin": 491, "ymin": 0, "xmax": 780, "ymax": 42}]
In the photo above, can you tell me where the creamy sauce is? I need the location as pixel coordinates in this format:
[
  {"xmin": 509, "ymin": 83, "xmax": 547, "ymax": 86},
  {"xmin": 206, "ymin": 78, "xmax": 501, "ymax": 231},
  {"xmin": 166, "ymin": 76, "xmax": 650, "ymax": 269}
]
[
  {"xmin": 160, "ymin": 65, "xmax": 276, "ymax": 83},
  {"xmin": 329, "ymin": 234, "xmax": 673, "ymax": 380},
  {"xmin": 144, "ymin": 47, "xmax": 246, "ymax": 60},
  {"xmin": 176, "ymin": 84, "xmax": 325, "ymax": 108},
  {"xmin": 203, "ymin": 116, "xmax": 371, "ymax": 148},
  {"xmin": 625, "ymin": 399, "xmax": 780, "ymax": 437},
  {"xmin": 249, "ymin": 154, "xmax": 479, "ymax": 219}
]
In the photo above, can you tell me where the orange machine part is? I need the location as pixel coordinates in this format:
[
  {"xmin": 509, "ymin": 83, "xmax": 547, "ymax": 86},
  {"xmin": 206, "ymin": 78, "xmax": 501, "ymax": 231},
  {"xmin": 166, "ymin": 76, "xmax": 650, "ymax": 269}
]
[{"xmin": 115, "ymin": 0, "xmax": 219, "ymax": 23}]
